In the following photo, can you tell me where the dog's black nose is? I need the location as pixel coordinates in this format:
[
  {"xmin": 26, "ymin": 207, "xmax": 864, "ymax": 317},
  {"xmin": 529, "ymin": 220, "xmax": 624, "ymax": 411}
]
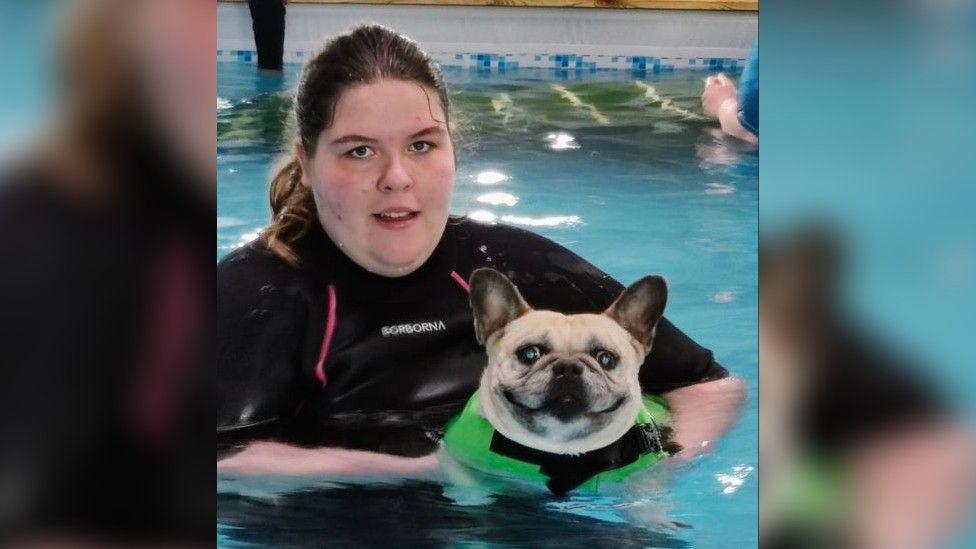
[{"xmin": 552, "ymin": 361, "xmax": 583, "ymax": 378}]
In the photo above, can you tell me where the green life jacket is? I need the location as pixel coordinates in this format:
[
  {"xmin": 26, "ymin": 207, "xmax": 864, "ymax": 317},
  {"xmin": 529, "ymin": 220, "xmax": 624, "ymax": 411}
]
[
  {"xmin": 770, "ymin": 456, "xmax": 848, "ymax": 539},
  {"xmin": 442, "ymin": 391, "xmax": 672, "ymax": 495}
]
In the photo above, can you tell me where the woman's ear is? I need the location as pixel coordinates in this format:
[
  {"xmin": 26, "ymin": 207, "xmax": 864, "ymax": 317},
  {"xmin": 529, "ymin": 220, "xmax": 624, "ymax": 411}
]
[{"xmin": 294, "ymin": 139, "xmax": 311, "ymax": 188}]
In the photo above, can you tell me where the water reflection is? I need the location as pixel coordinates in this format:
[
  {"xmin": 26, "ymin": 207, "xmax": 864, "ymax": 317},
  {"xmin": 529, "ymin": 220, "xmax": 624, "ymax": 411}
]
[
  {"xmin": 545, "ymin": 132, "xmax": 580, "ymax": 150},
  {"xmin": 476, "ymin": 192, "xmax": 519, "ymax": 207},
  {"xmin": 474, "ymin": 170, "xmax": 509, "ymax": 185},
  {"xmin": 218, "ymin": 482, "xmax": 691, "ymax": 548},
  {"xmin": 463, "ymin": 211, "xmax": 581, "ymax": 228},
  {"xmin": 502, "ymin": 214, "xmax": 581, "ymax": 228}
]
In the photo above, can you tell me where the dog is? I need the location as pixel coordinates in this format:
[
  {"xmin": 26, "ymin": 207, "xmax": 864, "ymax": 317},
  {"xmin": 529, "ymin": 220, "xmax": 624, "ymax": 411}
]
[{"xmin": 441, "ymin": 267, "xmax": 680, "ymax": 497}]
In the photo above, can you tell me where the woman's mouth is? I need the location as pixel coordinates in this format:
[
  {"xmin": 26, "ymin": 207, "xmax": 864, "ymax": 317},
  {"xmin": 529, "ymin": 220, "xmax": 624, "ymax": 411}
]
[{"xmin": 373, "ymin": 208, "xmax": 419, "ymax": 229}]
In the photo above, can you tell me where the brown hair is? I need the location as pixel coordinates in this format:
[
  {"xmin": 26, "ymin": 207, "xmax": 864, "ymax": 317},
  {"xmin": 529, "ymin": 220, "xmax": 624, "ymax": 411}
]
[{"xmin": 264, "ymin": 25, "xmax": 452, "ymax": 266}]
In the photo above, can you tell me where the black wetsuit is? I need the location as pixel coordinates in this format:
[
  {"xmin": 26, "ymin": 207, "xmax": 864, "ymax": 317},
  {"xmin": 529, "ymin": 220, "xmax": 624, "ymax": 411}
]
[
  {"xmin": 217, "ymin": 217, "xmax": 728, "ymax": 457},
  {"xmin": 0, "ymin": 162, "xmax": 212, "ymax": 541}
]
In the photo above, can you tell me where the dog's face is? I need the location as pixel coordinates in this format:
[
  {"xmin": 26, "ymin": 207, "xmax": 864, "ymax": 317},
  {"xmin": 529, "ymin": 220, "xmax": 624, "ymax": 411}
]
[{"xmin": 469, "ymin": 268, "xmax": 667, "ymax": 455}]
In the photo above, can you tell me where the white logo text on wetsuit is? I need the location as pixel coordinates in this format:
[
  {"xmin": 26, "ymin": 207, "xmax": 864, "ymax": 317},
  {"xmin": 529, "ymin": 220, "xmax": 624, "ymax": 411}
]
[{"xmin": 381, "ymin": 320, "xmax": 447, "ymax": 337}]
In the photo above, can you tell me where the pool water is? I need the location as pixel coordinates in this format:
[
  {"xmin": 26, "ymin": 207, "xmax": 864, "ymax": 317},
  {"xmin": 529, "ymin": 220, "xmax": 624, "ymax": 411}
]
[{"xmin": 218, "ymin": 62, "xmax": 758, "ymax": 548}]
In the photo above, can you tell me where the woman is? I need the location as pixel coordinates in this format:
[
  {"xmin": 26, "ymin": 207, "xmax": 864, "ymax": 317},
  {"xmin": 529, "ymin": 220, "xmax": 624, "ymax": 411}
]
[{"xmin": 218, "ymin": 25, "xmax": 745, "ymax": 474}]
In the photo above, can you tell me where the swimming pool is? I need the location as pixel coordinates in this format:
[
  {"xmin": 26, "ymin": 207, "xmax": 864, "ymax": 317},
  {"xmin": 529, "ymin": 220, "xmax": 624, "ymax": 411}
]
[{"xmin": 217, "ymin": 61, "xmax": 757, "ymax": 548}]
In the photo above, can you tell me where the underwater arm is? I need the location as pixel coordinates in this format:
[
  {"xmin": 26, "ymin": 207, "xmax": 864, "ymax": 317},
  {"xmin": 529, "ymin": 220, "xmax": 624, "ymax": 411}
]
[
  {"xmin": 218, "ymin": 441, "xmax": 439, "ymax": 477},
  {"xmin": 663, "ymin": 376, "xmax": 748, "ymax": 462},
  {"xmin": 846, "ymin": 424, "xmax": 976, "ymax": 549}
]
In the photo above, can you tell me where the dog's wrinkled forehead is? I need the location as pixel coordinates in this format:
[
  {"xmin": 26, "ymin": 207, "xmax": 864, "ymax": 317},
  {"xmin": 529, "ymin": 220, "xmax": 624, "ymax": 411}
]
[
  {"xmin": 495, "ymin": 311, "xmax": 638, "ymax": 355},
  {"xmin": 469, "ymin": 267, "xmax": 668, "ymax": 354}
]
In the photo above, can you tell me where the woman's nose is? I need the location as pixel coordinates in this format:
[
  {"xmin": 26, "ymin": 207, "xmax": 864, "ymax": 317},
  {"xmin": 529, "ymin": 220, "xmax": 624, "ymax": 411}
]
[{"xmin": 378, "ymin": 153, "xmax": 413, "ymax": 192}]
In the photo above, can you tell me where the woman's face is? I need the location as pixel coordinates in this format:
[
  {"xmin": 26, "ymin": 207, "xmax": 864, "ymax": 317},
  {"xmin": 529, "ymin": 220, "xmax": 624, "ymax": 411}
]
[{"xmin": 298, "ymin": 79, "xmax": 455, "ymax": 277}]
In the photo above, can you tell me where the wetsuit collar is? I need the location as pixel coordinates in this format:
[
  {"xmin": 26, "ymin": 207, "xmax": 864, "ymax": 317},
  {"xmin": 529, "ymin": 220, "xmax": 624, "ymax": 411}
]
[
  {"xmin": 488, "ymin": 421, "xmax": 665, "ymax": 496},
  {"xmin": 298, "ymin": 221, "xmax": 459, "ymax": 303}
]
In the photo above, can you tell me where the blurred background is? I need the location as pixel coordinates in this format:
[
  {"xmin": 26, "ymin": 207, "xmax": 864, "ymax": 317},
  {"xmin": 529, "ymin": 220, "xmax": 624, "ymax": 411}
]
[
  {"xmin": 0, "ymin": 0, "xmax": 213, "ymax": 544},
  {"xmin": 1, "ymin": 0, "xmax": 974, "ymax": 546},
  {"xmin": 761, "ymin": 0, "xmax": 976, "ymax": 547}
]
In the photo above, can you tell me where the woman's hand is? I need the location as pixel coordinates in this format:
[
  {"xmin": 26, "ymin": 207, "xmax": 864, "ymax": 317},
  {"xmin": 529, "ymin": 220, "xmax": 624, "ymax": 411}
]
[
  {"xmin": 218, "ymin": 441, "xmax": 440, "ymax": 477},
  {"xmin": 664, "ymin": 377, "xmax": 748, "ymax": 463}
]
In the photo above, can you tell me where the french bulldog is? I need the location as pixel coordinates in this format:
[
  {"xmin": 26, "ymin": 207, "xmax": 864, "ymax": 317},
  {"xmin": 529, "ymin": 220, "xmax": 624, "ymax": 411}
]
[{"xmin": 468, "ymin": 267, "xmax": 679, "ymax": 457}]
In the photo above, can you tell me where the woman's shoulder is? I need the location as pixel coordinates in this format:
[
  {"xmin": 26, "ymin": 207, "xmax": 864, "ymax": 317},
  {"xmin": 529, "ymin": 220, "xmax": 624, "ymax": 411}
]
[
  {"xmin": 447, "ymin": 216, "xmax": 620, "ymax": 312},
  {"xmin": 219, "ymin": 237, "xmax": 289, "ymax": 276},
  {"xmin": 447, "ymin": 215, "xmax": 563, "ymax": 252},
  {"xmin": 218, "ymin": 236, "xmax": 312, "ymax": 301},
  {"xmin": 449, "ymin": 216, "xmax": 607, "ymax": 275}
]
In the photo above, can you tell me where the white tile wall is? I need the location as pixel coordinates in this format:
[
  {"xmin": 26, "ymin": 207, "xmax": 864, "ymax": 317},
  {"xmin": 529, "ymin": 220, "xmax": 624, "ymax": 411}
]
[{"xmin": 217, "ymin": 2, "xmax": 757, "ymax": 71}]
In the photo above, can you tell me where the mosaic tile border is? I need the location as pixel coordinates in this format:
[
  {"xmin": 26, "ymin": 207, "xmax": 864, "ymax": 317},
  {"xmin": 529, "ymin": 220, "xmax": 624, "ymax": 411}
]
[{"xmin": 217, "ymin": 49, "xmax": 745, "ymax": 73}]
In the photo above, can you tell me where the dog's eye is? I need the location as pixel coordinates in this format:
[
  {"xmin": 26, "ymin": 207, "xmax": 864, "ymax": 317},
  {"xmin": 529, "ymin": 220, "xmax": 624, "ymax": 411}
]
[
  {"xmin": 593, "ymin": 349, "xmax": 618, "ymax": 369},
  {"xmin": 515, "ymin": 345, "xmax": 543, "ymax": 365}
]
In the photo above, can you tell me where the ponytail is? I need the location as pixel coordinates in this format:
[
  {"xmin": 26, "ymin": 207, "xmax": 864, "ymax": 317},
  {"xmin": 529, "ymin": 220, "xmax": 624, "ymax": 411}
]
[{"xmin": 262, "ymin": 154, "xmax": 317, "ymax": 266}]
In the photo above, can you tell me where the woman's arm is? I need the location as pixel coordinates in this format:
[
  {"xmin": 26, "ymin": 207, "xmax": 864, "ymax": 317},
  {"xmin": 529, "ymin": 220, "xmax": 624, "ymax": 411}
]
[{"xmin": 218, "ymin": 441, "xmax": 439, "ymax": 477}]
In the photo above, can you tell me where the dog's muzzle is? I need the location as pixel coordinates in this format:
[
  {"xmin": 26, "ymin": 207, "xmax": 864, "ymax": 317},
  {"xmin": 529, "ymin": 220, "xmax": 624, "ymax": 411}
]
[{"xmin": 542, "ymin": 360, "xmax": 589, "ymax": 421}]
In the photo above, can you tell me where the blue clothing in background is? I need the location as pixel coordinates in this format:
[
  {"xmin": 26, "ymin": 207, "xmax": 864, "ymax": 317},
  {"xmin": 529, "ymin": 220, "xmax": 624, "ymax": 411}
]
[{"xmin": 738, "ymin": 42, "xmax": 758, "ymax": 136}]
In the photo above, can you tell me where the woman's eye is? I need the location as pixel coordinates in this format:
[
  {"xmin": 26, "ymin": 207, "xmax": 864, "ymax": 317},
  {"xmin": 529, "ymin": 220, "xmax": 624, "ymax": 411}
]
[
  {"xmin": 347, "ymin": 145, "xmax": 373, "ymax": 159},
  {"xmin": 593, "ymin": 349, "xmax": 618, "ymax": 369},
  {"xmin": 409, "ymin": 141, "xmax": 432, "ymax": 153},
  {"xmin": 515, "ymin": 345, "xmax": 542, "ymax": 365}
]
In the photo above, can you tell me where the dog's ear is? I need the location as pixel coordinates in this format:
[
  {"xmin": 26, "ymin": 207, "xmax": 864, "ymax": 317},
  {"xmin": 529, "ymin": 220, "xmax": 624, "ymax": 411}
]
[
  {"xmin": 469, "ymin": 268, "xmax": 531, "ymax": 345},
  {"xmin": 604, "ymin": 275, "xmax": 668, "ymax": 350}
]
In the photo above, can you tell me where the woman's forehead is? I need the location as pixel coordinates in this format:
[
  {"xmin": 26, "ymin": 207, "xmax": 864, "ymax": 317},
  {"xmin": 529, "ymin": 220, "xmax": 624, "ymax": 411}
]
[{"xmin": 327, "ymin": 79, "xmax": 447, "ymax": 139}]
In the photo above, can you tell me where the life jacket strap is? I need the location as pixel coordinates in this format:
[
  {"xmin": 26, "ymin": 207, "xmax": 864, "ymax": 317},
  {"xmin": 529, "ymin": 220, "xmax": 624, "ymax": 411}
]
[{"xmin": 488, "ymin": 421, "xmax": 664, "ymax": 496}]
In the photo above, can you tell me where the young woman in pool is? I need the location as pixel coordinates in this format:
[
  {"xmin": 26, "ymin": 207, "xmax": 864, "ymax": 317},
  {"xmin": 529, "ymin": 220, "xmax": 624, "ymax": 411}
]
[{"xmin": 217, "ymin": 25, "xmax": 746, "ymax": 474}]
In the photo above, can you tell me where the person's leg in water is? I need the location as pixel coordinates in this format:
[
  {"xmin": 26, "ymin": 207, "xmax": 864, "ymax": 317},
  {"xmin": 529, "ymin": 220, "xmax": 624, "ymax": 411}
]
[{"xmin": 247, "ymin": 0, "xmax": 285, "ymax": 74}]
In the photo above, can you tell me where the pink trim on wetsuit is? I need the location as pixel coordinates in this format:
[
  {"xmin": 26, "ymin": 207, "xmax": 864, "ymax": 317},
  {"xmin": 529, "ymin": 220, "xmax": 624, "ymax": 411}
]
[
  {"xmin": 130, "ymin": 238, "xmax": 199, "ymax": 447},
  {"xmin": 314, "ymin": 284, "xmax": 337, "ymax": 387},
  {"xmin": 450, "ymin": 270, "xmax": 470, "ymax": 293}
]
